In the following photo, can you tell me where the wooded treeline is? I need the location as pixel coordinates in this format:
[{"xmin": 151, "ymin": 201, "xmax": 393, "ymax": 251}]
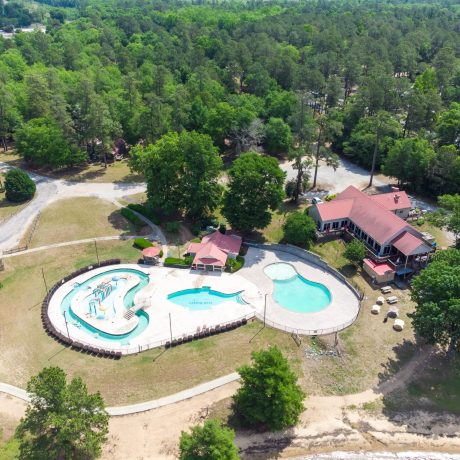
[{"xmin": 0, "ymin": 0, "xmax": 459, "ymax": 196}]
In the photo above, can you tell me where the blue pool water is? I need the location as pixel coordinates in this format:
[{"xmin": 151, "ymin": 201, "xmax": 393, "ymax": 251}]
[
  {"xmin": 168, "ymin": 287, "xmax": 245, "ymax": 310},
  {"xmin": 264, "ymin": 263, "xmax": 331, "ymax": 313},
  {"xmin": 60, "ymin": 268, "xmax": 150, "ymax": 344}
]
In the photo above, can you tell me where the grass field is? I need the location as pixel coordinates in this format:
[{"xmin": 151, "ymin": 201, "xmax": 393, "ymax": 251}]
[
  {"xmin": 0, "ymin": 150, "xmax": 142, "ymax": 184},
  {"xmin": 26, "ymin": 197, "xmax": 144, "ymax": 248},
  {"xmin": 0, "ymin": 238, "xmax": 420, "ymax": 405}
]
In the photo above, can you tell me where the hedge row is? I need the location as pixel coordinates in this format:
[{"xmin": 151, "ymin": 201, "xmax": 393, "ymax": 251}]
[
  {"xmin": 127, "ymin": 203, "xmax": 161, "ymax": 225},
  {"xmin": 121, "ymin": 207, "xmax": 144, "ymax": 228}
]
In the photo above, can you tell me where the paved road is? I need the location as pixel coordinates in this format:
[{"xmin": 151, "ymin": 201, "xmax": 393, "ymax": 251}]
[{"xmin": 0, "ymin": 162, "xmax": 147, "ymax": 251}]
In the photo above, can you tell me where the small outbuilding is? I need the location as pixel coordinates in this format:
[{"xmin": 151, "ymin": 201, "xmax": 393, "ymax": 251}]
[
  {"xmin": 363, "ymin": 258, "xmax": 395, "ymax": 284},
  {"xmin": 142, "ymin": 246, "xmax": 161, "ymax": 265}
]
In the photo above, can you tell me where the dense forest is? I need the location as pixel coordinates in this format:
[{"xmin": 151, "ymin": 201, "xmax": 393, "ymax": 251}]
[{"xmin": 0, "ymin": 0, "xmax": 459, "ymax": 200}]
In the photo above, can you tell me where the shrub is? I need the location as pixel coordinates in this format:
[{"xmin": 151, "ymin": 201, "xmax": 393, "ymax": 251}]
[
  {"xmin": 191, "ymin": 237, "xmax": 201, "ymax": 243},
  {"xmin": 226, "ymin": 255, "xmax": 245, "ymax": 272},
  {"xmin": 164, "ymin": 255, "xmax": 193, "ymax": 266},
  {"xmin": 165, "ymin": 221, "xmax": 181, "ymax": 233},
  {"xmin": 282, "ymin": 212, "xmax": 316, "ymax": 248},
  {"xmin": 343, "ymin": 239, "xmax": 366, "ymax": 266},
  {"xmin": 121, "ymin": 207, "xmax": 144, "ymax": 228},
  {"xmin": 159, "ymin": 249, "xmax": 164, "ymax": 258},
  {"xmin": 416, "ymin": 217, "xmax": 425, "ymax": 226},
  {"xmin": 127, "ymin": 203, "xmax": 161, "ymax": 225},
  {"xmin": 325, "ymin": 194, "xmax": 337, "ymax": 202},
  {"xmin": 4, "ymin": 168, "xmax": 36, "ymax": 203},
  {"xmin": 179, "ymin": 419, "xmax": 239, "ymax": 460},
  {"xmin": 219, "ymin": 223, "xmax": 226, "ymax": 234},
  {"xmin": 133, "ymin": 238, "xmax": 153, "ymax": 249}
]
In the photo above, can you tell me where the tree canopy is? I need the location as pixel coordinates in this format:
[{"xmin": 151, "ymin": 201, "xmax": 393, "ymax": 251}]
[
  {"xmin": 343, "ymin": 239, "xmax": 366, "ymax": 267},
  {"xmin": 130, "ymin": 131, "xmax": 223, "ymax": 220},
  {"xmin": 222, "ymin": 153, "xmax": 285, "ymax": 233},
  {"xmin": 282, "ymin": 211, "xmax": 316, "ymax": 248},
  {"xmin": 410, "ymin": 249, "xmax": 460, "ymax": 355},
  {"xmin": 233, "ymin": 346, "xmax": 305, "ymax": 431},
  {"xmin": 16, "ymin": 366, "xmax": 109, "ymax": 459}
]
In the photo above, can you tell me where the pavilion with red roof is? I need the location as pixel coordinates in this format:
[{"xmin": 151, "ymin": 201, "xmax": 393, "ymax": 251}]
[{"xmin": 186, "ymin": 231, "xmax": 243, "ymax": 271}]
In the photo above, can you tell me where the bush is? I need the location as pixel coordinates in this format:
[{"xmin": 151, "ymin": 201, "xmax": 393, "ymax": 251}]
[
  {"xmin": 233, "ymin": 346, "xmax": 305, "ymax": 431},
  {"xmin": 416, "ymin": 217, "xmax": 425, "ymax": 226},
  {"xmin": 226, "ymin": 255, "xmax": 245, "ymax": 272},
  {"xmin": 164, "ymin": 255, "xmax": 193, "ymax": 266},
  {"xmin": 127, "ymin": 203, "xmax": 161, "ymax": 225},
  {"xmin": 121, "ymin": 207, "xmax": 144, "ymax": 228},
  {"xmin": 325, "ymin": 194, "xmax": 337, "ymax": 202},
  {"xmin": 165, "ymin": 221, "xmax": 181, "ymax": 233},
  {"xmin": 4, "ymin": 168, "xmax": 36, "ymax": 203},
  {"xmin": 343, "ymin": 239, "xmax": 366, "ymax": 266},
  {"xmin": 282, "ymin": 212, "xmax": 316, "ymax": 248},
  {"xmin": 133, "ymin": 238, "xmax": 153, "ymax": 249},
  {"xmin": 179, "ymin": 419, "xmax": 239, "ymax": 460}
]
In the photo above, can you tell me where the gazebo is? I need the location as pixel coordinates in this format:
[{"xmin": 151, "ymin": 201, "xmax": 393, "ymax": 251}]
[{"xmin": 142, "ymin": 246, "xmax": 161, "ymax": 265}]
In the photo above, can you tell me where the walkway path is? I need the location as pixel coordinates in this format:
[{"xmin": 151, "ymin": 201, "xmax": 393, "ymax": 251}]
[
  {"xmin": 0, "ymin": 162, "xmax": 147, "ymax": 251},
  {"xmin": 0, "ymin": 372, "xmax": 240, "ymax": 416}
]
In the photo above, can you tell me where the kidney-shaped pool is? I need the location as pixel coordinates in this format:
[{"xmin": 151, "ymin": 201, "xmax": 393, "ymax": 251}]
[{"xmin": 264, "ymin": 262, "xmax": 332, "ymax": 313}]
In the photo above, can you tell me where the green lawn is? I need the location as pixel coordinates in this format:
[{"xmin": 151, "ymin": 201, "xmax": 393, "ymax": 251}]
[{"xmin": 26, "ymin": 197, "xmax": 145, "ymax": 248}]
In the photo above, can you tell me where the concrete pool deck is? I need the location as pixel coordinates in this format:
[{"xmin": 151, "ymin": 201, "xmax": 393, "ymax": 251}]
[
  {"xmin": 47, "ymin": 264, "xmax": 261, "ymax": 354},
  {"xmin": 240, "ymin": 247, "xmax": 361, "ymax": 335},
  {"xmin": 47, "ymin": 246, "xmax": 360, "ymax": 354}
]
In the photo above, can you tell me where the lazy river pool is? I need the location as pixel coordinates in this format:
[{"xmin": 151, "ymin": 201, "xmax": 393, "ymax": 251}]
[{"xmin": 60, "ymin": 268, "xmax": 150, "ymax": 344}]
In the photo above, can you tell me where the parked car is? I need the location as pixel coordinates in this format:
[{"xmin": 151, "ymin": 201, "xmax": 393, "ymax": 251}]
[{"xmin": 311, "ymin": 197, "xmax": 323, "ymax": 204}]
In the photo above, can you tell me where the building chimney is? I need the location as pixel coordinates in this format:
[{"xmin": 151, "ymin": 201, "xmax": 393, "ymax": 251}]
[{"xmin": 394, "ymin": 194, "xmax": 400, "ymax": 203}]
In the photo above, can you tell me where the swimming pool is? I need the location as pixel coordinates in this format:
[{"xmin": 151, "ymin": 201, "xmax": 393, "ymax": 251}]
[
  {"xmin": 264, "ymin": 263, "xmax": 331, "ymax": 313},
  {"xmin": 60, "ymin": 268, "xmax": 150, "ymax": 344},
  {"xmin": 168, "ymin": 287, "xmax": 246, "ymax": 310}
]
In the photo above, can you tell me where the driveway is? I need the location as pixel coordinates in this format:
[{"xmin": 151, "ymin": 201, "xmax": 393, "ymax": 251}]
[
  {"xmin": 0, "ymin": 162, "xmax": 146, "ymax": 251},
  {"xmin": 280, "ymin": 156, "xmax": 389, "ymax": 195}
]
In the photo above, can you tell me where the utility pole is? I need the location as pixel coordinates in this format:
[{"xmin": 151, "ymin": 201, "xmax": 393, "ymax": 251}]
[
  {"xmin": 41, "ymin": 267, "xmax": 48, "ymax": 294},
  {"xmin": 94, "ymin": 239, "xmax": 100, "ymax": 265}
]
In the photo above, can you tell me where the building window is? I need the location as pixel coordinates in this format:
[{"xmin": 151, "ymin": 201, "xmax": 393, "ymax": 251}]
[
  {"xmin": 332, "ymin": 221, "xmax": 339, "ymax": 229},
  {"xmin": 340, "ymin": 220, "xmax": 347, "ymax": 228},
  {"xmin": 383, "ymin": 246, "xmax": 391, "ymax": 255},
  {"xmin": 375, "ymin": 244, "xmax": 381, "ymax": 254},
  {"xmin": 324, "ymin": 223, "xmax": 331, "ymax": 231},
  {"xmin": 350, "ymin": 222, "xmax": 355, "ymax": 231}
]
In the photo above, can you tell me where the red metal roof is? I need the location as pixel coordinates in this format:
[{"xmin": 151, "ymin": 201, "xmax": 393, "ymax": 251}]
[
  {"xmin": 370, "ymin": 191, "xmax": 411, "ymax": 211},
  {"xmin": 201, "ymin": 231, "xmax": 242, "ymax": 255},
  {"xmin": 142, "ymin": 247, "xmax": 161, "ymax": 257},
  {"xmin": 193, "ymin": 242, "xmax": 227, "ymax": 266},
  {"xmin": 315, "ymin": 186, "xmax": 419, "ymax": 244},
  {"xmin": 364, "ymin": 258, "xmax": 395, "ymax": 276},
  {"xmin": 391, "ymin": 231, "xmax": 431, "ymax": 256}
]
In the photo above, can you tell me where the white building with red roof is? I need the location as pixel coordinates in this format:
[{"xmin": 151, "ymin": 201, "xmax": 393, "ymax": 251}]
[
  {"xmin": 186, "ymin": 231, "xmax": 243, "ymax": 271},
  {"xmin": 309, "ymin": 186, "xmax": 434, "ymax": 281}
]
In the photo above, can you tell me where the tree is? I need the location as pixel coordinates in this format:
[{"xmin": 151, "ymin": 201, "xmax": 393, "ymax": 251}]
[
  {"xmin": 311, "ymin": 112, "xmax": 342, "ymax": 189},
  {"xmin": 383, "ymin": 138, "xmax": 436, "ymax": 192},
  {"xmin": 263, "ymin": 117, "xmax": 292, "ymax": 155},
  {"xmin": 4, "ymin": 168, "xmax": 36, "ymax": 202},
  {"xmin": 410, "ymin": 249, "xmax": 460, "ymax": 356},
  {"xmin": 15, "ymin": 117, "xmax": 86, "ymax": 168},
  {"xmin": 436, "ymin": 102, "xmax": 460, "ymax": 147},
  {"xmin": 16, "ymin": 367, "xmax": 109, "ymax": 459},
  {"xmin": 437, "ymin": 194, "xmax": 460, "ymax": 247},
  {"xmin": 222, "ymin": 153, "xmax": 285, "ymax": 233},
  {"xmin": 343, "ymin": 239, "xmax": 366, "ymax": 267},
  {"xmin": 282, "ymin": 211, "xmax": 316, "ymax": 248},
  {"xmin": 179, "ymin": 419, "xmax": 239, "ymax": 460},
  {"xmin": 367, "ymin": 111, "xmax": 402, "ymax": 187},
  {"xmin": 233, "ymin": 346, "xmax": 305, "ymax": 431},
  {"xmin": 130, "ymin": 131, "xmax": 222, "ymax": 220}
]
